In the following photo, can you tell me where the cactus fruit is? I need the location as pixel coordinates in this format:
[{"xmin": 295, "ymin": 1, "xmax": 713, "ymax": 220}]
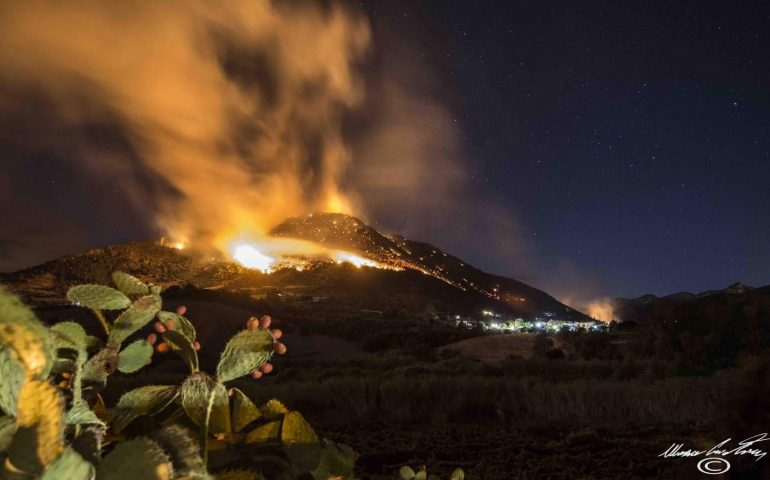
[
  {"xmin": 95, "ymin": 437, "xmax": 173, "ymax": 480},
  {"xmin": 109, "ymin": 295, "xmax": 163, "ymax": 345},
  {"xmin": 66, "ymin": 284, "xmax": 131, "ymax": 311},
  {"xmin": 117, "ymin": 339, "xmax": 154, "ymax": 373},
  {"xmin": 0, "ymin": 272, "xmax": 364, "ymax": 480},
  {"xmin": 398, "ymin": 466, "xmax": 464, "ymax": 480},
  {"xmin": 112, "ymin": 385, "xmax": 179, "ymax": 433},
  {"xmin": 216, "ymin": 329, "xmax": 275, "ymax": 383},
  {"xmin": 111, "ymin": 271, "xmax": 150, "ymax": 299},
  {"xmin": 157, "ymin": 311, "xmax": 196, "ymax": 342}
]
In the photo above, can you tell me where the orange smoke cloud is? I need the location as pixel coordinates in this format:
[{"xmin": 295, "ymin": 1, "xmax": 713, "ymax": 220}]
[
  {"xmin": 559, "ymin": 295, "xmax": 615, "ymax": 323},
  {"xmin": 0, "ymin": 0, "xmax": 369, "ymax": 253}
]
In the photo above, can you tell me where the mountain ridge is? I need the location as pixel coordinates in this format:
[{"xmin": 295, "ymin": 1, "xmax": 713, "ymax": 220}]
[{"xmin": 1, "ymin": 213, "xmax": 592, "ymax": 322}]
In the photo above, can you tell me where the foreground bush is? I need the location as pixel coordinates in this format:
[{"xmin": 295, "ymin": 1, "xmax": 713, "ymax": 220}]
[{"xmin": 0, "ymin": 272, "xmax": 355, "ymax": 479}]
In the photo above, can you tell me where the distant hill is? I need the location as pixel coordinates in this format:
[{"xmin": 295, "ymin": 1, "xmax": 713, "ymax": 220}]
[
  {"xmin": 0, "ymin": 213, "xmax": 590, "ymax": 322},
  {"xmin": 613, "ymin": 282, "xmax": 770, "ymax": 323}
]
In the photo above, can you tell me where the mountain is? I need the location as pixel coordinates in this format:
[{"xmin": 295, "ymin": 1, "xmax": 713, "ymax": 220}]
[
  {"xmin": 613, "ymin": 282, "xmax": 768, "ymax": 323},
  {"xmin": 0, "ymin": 213, "xmax": 591, "ymax": 322}
]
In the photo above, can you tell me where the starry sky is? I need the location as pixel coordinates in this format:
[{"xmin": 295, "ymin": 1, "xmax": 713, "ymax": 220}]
[
  {"xmin": 1, "ymin": 0, "xmax": 769, "ymax": 301},
  {"xmin": 358, "ymin": 0, "xmax": 770, "ymax": 298}
]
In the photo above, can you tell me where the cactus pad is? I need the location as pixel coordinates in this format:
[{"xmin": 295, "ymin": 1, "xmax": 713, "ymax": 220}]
[
  {"xmin": 180, "ymin": 373, "xmax": 230, "ymax": 434},
  {"xmin": 0, "ymin": 347, "xmax": 24, "ymax": 416},
  {"xmin": 151, "ymin": 425, "xmax": 207, "ymax": 479},
  {"xmin": 157, "ymin": 311, "xmax": 196, "ymax": 342},
  {"xmin": 109, "ymin": 295, "xmax": 162, "ymax": 345},
  {"xmin": 0, "ymin": 286, "xmax": 53, "ymax": 378},
  {"xmin": 260, "ymin": 399, "xmax": 289, "ymax": 419},
  {"xmin": 67, "ymin": 284, "xmax": 131, "ymax": 310},
  {"xmin": 162, "ymin": 329, "xmax": 198, "ymax": 372},
  {"xmin": 111, "ymin": 272, "xmax": 150, "ymax": 299},
  {"xmin": 112, "ymin": 385, "xmax": 179, "ymax": 433},
  {"xmin": 6, "ymin": 380, "xmax": 64, "ymax": 475},
  {"xmin": 117, "ymin": 339, "xmax": 153, "ymax": 373},
  {"xmin": 230, "ymin": 388, "xmax": 262, "ymax": 432},
  {"xmin": 216, "ymin": 329, "xmax": 275, "ymax": 382},
  {"xmin": 41, "ymin": 447, "xmax": 94, "ymax": 480},
  {"xmin": 95, "ymin": 437, "xmax": 173, "ymax": 480}
]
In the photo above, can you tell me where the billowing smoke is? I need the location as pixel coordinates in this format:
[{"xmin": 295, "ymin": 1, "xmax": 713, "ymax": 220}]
[
  {"xmin": 0, "ymin": 0, "xmax": 369, "ymax": 253},
  {"xmin": 0, "ymin": 0, "xmax": 538, "ymax": 292}
]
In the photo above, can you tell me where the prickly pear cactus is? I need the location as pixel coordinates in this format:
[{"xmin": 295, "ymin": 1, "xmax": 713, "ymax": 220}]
[
  {"xmin": 117, "ymin": 339, "xmax": 154, "ymax": 373},
  {"xmin": 151, "ymin": 425, "xmax": 208, "ymax": 479},
  {"xmin": 111, "ymin": 271, "xmax": 150, "ymax": 299},
  {"xmin": 0, "ymin": 286, "xmax": 53, "ymax": 378},
  {"xmin": 5, "ymin": 380, "xmax": 64, "ymax": 476},
  {"xmin": 229, "ymin": 388, "xmax": 262, "ymax": 432},
  {"xmin": 112, "ymin": 385, "xmax": 179, "ymax": 433},
  {"xmin": 109, "ymin": 294, "xmax": 162, "ymax": 345},
  {"xmin": 95, "ymin": 437, "xmax": 173, "ymax": 480},
  {"xmin": 41, "ymin": 447, "xmax": 94, "ymax": 480},
  {"xmin": 66, "ymin": 284, "xmax": 131, "ymax": 311},
  {"xmin": 0, "ymin": 271, "xmax": 359, "ymax": 480},
  {"xmin": 216, "ymin": 329, "xmax": 275, "ymax": 382},
  {"xmin": 157, "ymin": 311, "xmax": 196, "ymax": 342},
  {"xmin": 162, "ymin": 329, "xmax": 198, "ymax": 372},
  {"xmin": 0, "ymin": 346, "xmax": 24, "ymax": 416},
  {"xmin": 180, "ymin": 373, "xmax": 230, "ymax": 435}
]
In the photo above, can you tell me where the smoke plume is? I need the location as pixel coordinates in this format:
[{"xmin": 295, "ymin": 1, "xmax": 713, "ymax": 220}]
[{"xmin": 0, "ymin": 0, "xmax": 369, "ymax": 253}]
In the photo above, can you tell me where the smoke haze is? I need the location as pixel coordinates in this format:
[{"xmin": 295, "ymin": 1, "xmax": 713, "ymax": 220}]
[
  {"xmin": 0, "ymin": 0, "xmax": 369, "ymax": 254},
  {"xmin": 0, "ymin": 0, "xmax": 608, "ymax": 313}
]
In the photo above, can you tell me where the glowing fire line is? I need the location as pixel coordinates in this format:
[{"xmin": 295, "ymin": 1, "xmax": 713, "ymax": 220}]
[{"xmin": 227, "ymin": 238, "xmax": 397, "ymax": 273}]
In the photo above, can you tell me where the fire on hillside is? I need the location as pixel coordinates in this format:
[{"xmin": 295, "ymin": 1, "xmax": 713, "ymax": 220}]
[{"xmin": 229, "ymin": 239, "xmax": 398, "ymax": 273}]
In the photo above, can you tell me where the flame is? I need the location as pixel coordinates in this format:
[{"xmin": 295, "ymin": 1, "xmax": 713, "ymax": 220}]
[
  {"xmin": 227, "ymin": 235, "xmax": 397, "ymax": 273},
  {"xmin": 334, "ymin": 252, "xmax": 378, "ymax": 268},
  {"xmin": 586, "ymin": 300, "xmax": 614, "ymax": 323},
  {"xmin": 232, "ymin": 243, "xmax": 275, "ymax": 273}
]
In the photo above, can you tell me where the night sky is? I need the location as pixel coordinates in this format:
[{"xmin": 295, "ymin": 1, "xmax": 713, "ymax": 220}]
[
  {"xmin": 1, "ymin": 1, "xmax": 769, "ymax": 301},
  {"xmin": 360, "ymin": 0, "xmax": 770, "ymax": 298}
]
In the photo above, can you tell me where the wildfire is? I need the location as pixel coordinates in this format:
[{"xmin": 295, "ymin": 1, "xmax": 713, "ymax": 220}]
[
  {"xmin": 227, "ymin": 237, "xmax": 398, "ymax": 273},
  {"xmin": 232, "ymin": 244, "xmax": 275, "ymax": 273},
  {"xmin": 333, "ymin": 252, "xmax": 379, "ymax": 268},
  {"xmin": 159, "ymin": 238, "xmax": 187, "ymax": 250}
]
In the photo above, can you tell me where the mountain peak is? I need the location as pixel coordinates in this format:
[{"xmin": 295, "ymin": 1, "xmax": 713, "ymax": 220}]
[
  {"xmin": 2, "ymin": 213, "xmax": 593, "ymax": 322},
  {"xmin": 724, "ymin": 282, "xmax": 752, "ymax": 294},
  {"xmin": 271, "ymin": 213, "xmax": 592, "ymax": 322}
]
